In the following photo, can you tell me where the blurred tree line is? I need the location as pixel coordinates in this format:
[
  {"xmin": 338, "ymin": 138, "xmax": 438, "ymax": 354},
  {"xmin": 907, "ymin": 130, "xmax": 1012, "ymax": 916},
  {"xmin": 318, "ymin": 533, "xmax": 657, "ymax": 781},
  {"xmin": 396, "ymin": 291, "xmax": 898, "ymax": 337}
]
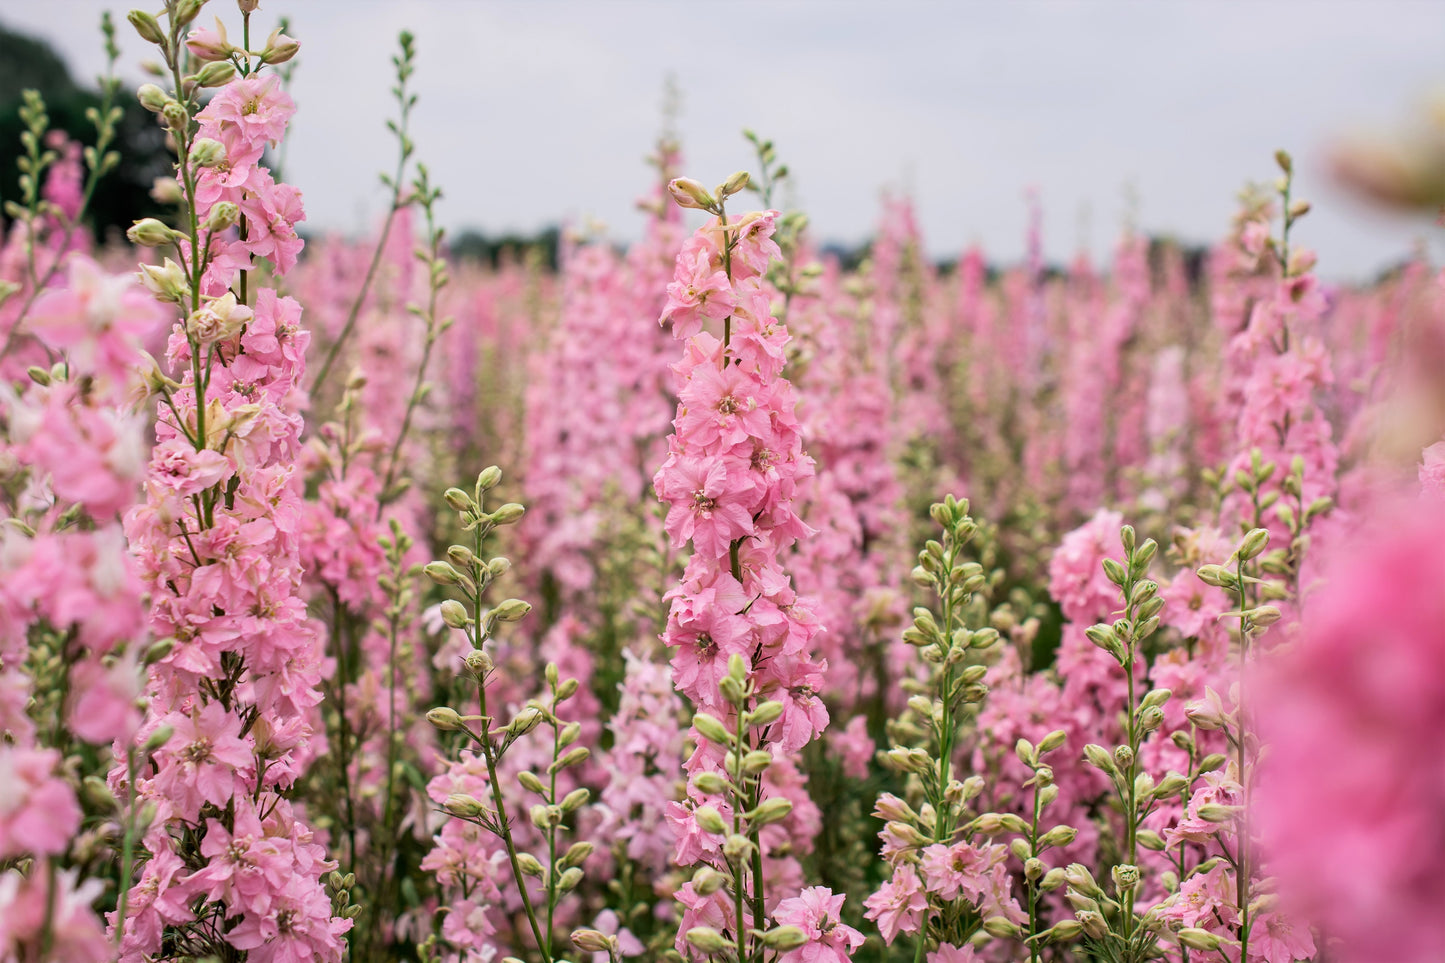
[{"xmin": 0, "ymin": 21, "xmax": 169, "ymax": 241}]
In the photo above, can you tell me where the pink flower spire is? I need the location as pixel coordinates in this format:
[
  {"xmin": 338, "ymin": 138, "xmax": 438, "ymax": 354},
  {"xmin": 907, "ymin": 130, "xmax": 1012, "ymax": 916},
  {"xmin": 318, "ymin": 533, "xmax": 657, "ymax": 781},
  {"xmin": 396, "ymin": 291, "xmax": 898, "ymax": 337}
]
[
  {"xmin": 111, "ymin": 10, "xmax": 346, "ymax": 960},
  {"xmin": 653, "ymin": 174, "xmax": 839, "ymax": 961}
]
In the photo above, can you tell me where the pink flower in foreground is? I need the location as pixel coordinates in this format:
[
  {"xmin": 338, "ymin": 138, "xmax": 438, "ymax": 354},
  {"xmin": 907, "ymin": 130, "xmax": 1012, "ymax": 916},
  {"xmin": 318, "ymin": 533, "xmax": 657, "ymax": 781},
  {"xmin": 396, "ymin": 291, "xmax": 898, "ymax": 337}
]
[
  {"xmin": 1256, "ymin": 500, "xmax": 1445, "ymax": 963},
  {"xmin": 0, "ymin": 748, "xmax": 81, "ymax": 859},
  {"xmin": 773, "ymin": 887, "xmax": 863, "ymax": 963}
]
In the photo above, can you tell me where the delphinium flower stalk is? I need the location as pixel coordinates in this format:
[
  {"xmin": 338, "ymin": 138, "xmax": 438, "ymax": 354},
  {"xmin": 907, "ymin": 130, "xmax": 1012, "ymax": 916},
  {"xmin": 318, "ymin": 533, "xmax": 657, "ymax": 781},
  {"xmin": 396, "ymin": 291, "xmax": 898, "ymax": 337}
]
[
  {"xmin": 863, "ymin": 495, "xmax": 1031, "ymax": 962},
  {"xmin": 422, "ymin": 470, "xmax": 603, "ymax": 963},
  {"xmin": 114, "ymin": 3, "xmax": 347, "ymax": 959},
  {"xmin": 654, "ymin": 172, "xmax": 844, "ymax": 963},
  {"xmin": 0, "ymin": 255, "xmax": 165, "ymax": 958},
  {"xmin": 1053, "ymin": 525, "xmax": 1200, "ymax": 962},
  {"xmin": 310, "ymin": 30, "xmax": 419, "ymax": 394}
]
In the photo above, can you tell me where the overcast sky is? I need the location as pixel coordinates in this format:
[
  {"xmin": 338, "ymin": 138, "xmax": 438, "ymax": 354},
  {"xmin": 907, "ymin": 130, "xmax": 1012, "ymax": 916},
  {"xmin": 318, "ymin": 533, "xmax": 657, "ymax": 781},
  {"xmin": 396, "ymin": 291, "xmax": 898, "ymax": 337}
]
[{"xmin": 7, "ymin": 1, "xmax": 1444, "ymax": 280}]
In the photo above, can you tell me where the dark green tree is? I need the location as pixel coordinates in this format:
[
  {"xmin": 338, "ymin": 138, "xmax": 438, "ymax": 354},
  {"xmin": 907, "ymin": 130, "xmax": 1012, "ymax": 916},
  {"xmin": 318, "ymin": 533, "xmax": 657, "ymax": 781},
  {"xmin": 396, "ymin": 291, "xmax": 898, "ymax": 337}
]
[{"xmin": 0, "ymin": 21, "xmax": 169, "ymax": 242}]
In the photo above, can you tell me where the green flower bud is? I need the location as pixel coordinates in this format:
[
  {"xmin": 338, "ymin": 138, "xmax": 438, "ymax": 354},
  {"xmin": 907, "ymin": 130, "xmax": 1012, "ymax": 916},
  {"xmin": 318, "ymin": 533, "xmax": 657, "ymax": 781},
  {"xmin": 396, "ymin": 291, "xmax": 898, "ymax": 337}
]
[
  {"xmin": 127, "ymin": 217, "xmax": 177, "ymax": 248},
  {"xmin": 692, "ymin": 713, "xmax": 733, "ymax": 747},
  {"xmin": 204, "ymin": 200, "xmax": 239, "ymax": 231},
  {"xmin": 693, "ymin": 806, "xmax": 727, "ymax": 835},
  {"xmin": 493, "ymin": 598, "xmax": 532, "ymax": 622},
  {"xmin": 668, "ymin": 177, "xmax": 716, "ymax": 212},
  {"xmin": 571, "ymin": 930, "xmax": 614, "ymax": 954},
  {"xmin": 426, "ymin": 707, "xmax": 463, "ymax": 731},
  {"xmin": 476, "ymin": 465, "xmax": 503, "ymax": 491},
  {"xmin": 561, "ymin": 840, "xmax": 593, "ymax": 868},
  {"xmin": 490, "ymin": 502, "xmax": 526, "ymax": 525},
  {"xmin": 137, "ymin": 83, "xmax": 168, "ymax": 112},
  {"xmin": 747, "ymin": 797, "xmax": 793, "ymax": 826},
  {"xmin": 761, "ymin": 927, "xmax": 808, "ymax": 951},
  {"xmin": 560, "ymin": 788, "xmax": 590, "ymax": 813},
  {"xmin": 423, "ymin": 561, "xmax": 461, "ymax": 585},
  {"xmin": 444, "ymin": 793, "xmax": 485, "ymax": 818},
  {"xmin": 444, "ymin": 488, "xmax": 475, "ymax": 512},
  {"xmin": 127, "ymin": 10, "xmax": 165, "ymax": 45},
  {"xmin": 684, "ymin": 927, "xmax": 731, "ymax": 954},
  {"xmin": 439, "ymin": 599, "xmax": 470, "ymax": 629},
  {"xmin": 194, "ymin": 60, "xmax": 236, "ymax": 88}
]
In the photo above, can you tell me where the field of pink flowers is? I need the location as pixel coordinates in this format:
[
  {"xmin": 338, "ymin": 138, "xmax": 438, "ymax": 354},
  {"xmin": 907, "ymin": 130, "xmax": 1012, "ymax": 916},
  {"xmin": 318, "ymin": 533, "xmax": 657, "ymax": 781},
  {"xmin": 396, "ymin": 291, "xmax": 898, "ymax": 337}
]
[{"xmin": 1, "ymin": 4, "xmax": 1442, "ymax": 963}]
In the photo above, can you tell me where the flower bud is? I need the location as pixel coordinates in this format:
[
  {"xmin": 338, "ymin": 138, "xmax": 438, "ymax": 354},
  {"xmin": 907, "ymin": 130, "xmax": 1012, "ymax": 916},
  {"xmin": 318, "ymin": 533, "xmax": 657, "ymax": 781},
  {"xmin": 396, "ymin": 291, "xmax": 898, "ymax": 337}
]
[
  {"xmin": 1046, "ymin": 919, "xmax": 1083, "ymax": 941},
  {"xmin": 692, "ymin": 713, "xmax": 733, "ymax": 747},
  {"xmin": 490, "ymin": 502, "xmax": 526, "ymax": 525},
  {"xmin": 1136, "ymin": 829, "xmax": 1166, "ymax": 851},
  {"xmin": 694, "ymin": 805, "xmax": 727, "ymax": 835},
  {"xmin": 138, "ymin": 259, "xmax": 190, "ymax": 303},
  {"xmin": 746, "ymin": 700, "xmax": 783, "ymax": 728},
  {"xmin": 747, "ymin": 797, "xmax": 793, "ymax": 826},
  {"xmin": 161, "ymin": 101, "xmax": 189, "ymax": 132},
  {"xmin": 438, "ymin": 599, "xmax": 470, "ymax": 629},
  {"xmin": 1037, "ymin": 729, "xmax": 1067, "ymax": 754},
  {"xmin": 1237, "ymin": 527, "xmax": 1270, "ymax": 561},
  {"xmin": 507, "ymin": 708, "xmax": 544, "ymax": 737},
  {"xmin": 718, "ymin": 170, "xmax": 751, "ymax": 198},
  {"xmin": 426, "ymin": 707, "xmax": 463, "ymax": 731},
  {"xmin": 136, "ymin": 84, "xmax": 169, "ymax": 113},
  {"xmin": 127, "ymin": 9, "xmax": 165, "ymax": 45},
  {"xmin": 193, "ymin": 60, "xmax": 236, "ymax": 88},
  {"xmin": 983, "ymin": 916, "xmax": 1023, "ymax": 940},
  {"xmin": 1083, "ymin": 743, "xmax": 1117, "ymax": 776},
  {"xmin": 1196, "ymin": 563, "xmax": 1233, "ymax": 587},
  {"xmin": 444, "ymin": 793, "xmax": 486, "ymax": 818},
  {"xmin": 551, "ymin": 746, "xmax": 589, "ymax": 771},
  {"xmin": 515, "ymin": 853, "xmax": 544, "ymax": 877},
  {"xmin": 692, "ymin": 772, "xmax": 726, "ymax": 795},
  {"xmin": 740, "ymin": 750, "xmax": 772, "ymax": 775},
  {"xmin": 477, "ymin": 465, "xmax": 503, "ymax": 491},
  {"xmin": 463, "ymin": 649, "xmax": 493, "ymax": 675},
  {"xmin": 560, "ymin": 788, "xmax": 590, "ymax": 813},
  {"xmin": 571, "ymin": 930, "xmax": 614, "ymax": 954},
  {"xmin": 204, "ymin": 200, "xmax": 239, "ymax": 231},
  {"xmin": 693, "ymin": 867, "xmax": 726, "ymax": 895},
  {"xmin": 668, "ymin": 177, "xmax": 716, "ymax": 211},
  {"xmin": 259, "ymin": 27, "xmax": 300, "ymax": 65},
  {"xmin": 143, "ymin": 637, "xmax": 175, "ymax": 664},
  {"xmin": 1039, "ymin": 825, "xmax": 1078, "ymax": 849},
  {"xmin": 685, "ymin": 927, "xmax": 732, "ymax": 954},
  {"xmin": 493, "ymin": 598, "xmax": 532, "ymax": 622},
  {"xmin": 761, "ymin": 927, "xmax": 808, "ymax": 951},
  {"xmin": 536, "ymin": 804, "xmax": 568, "ymax": 832},
  {"xmin": 1197, "ymin": 803, "xmax": 1239, "ymax": 823},
  {"xmin": 1178, "ymin": 928, "xmax": 1228, "ymax": 952},
  {"xmin": 150, "ymin": 176, "xmax": 184, "ymax": 205},
  {"xmin": 444, "ymin": 487, "xmax": 475, "ymax": 512},
  {"xmin": 557, "ymin": 866, "xmax": 584, "ymax": 892},
  {"xmin": 1076, "ymin": 910, "xmax": 1107, "ymax": 939},
  {"xmin": 561, "ymin": 840, "xmax": 593, "ymax": 867},
  {"xmin": 423, "ymin": 561, "xmax": 462, "ymax": 585}
]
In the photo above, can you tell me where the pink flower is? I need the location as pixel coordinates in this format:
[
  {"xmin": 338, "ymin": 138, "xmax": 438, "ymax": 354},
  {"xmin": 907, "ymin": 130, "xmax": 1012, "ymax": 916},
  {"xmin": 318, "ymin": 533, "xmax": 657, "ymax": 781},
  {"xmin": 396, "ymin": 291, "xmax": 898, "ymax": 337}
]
[
  {"xmin": 656, "ymin": 455, "xmax": 754, "ymax": 558},
  {"xmin": 863, "ymin": 864, "xmax": 928, "ymax": 944},
  {"xmin": 661, "ymin": 238, "xmax": 736, "ymax": 340},
  {"xmin": 773, "ymin": 887, "xmax": 864, "ymax": 963},
  {"xmin": 0, "ymin": 748, "xmax": 81, "ymax": 859},
  {"xmin": 197, "ymin": 73, "xmax": 296, "ymax": 148},
  {"xmin": 918, "ymin": 841, "xmax": 1005, "ymax": 904},
  {"xmin": 1256, "ymin": 501, "xmax": 1445, "ymax": 963}
]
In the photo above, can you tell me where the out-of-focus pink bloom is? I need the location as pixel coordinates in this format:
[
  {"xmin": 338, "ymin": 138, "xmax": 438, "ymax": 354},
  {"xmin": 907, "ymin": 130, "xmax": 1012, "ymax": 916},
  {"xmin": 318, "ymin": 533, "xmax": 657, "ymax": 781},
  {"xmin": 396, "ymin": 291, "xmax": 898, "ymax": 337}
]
[{"xmin": 1256, "ymin": 501, "xmax": 1445, "ymax": 963}]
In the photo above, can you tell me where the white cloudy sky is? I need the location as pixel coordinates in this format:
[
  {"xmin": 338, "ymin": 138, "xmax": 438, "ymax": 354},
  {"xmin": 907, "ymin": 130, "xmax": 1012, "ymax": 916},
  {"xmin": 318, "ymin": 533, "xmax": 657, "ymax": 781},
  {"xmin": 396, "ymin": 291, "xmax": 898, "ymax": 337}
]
[{"xmin": 7, "ymin": 1, "xmax": 1444, "ymax": 279}]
